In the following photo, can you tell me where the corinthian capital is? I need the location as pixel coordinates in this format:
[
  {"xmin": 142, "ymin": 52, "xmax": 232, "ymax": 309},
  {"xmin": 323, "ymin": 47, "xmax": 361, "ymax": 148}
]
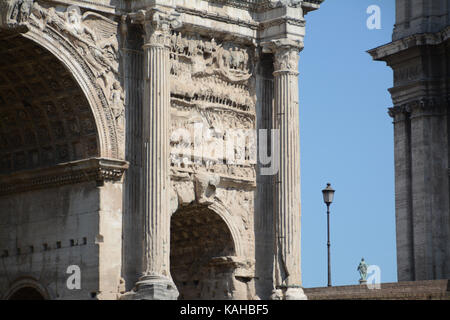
[
  {"xmin": 130, "ymin": 8, "xmax": 182, "ymax": 47},
  {"xmin": 263, "ymin": 39, "xmax": 303, "ymax": 74}
]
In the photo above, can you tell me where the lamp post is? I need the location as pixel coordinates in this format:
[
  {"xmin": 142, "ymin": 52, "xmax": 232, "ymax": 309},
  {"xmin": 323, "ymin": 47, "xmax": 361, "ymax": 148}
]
[{"xmin": 322, "ymin": 183, "xmax": 335, "ymax": 287}]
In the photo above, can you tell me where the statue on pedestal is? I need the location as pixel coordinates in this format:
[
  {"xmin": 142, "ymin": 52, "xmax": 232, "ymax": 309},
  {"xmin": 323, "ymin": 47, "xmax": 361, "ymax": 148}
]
[{"xmin": 357, "ymin": 258, "xmax": 368, "ymax": 284}]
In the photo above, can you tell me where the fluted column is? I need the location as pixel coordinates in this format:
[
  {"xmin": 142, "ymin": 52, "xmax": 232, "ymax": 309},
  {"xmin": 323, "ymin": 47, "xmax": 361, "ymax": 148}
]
[
  {"xmin": 128, "ymin": 9, "xmax": 181, "ymax": 300},
  {"xmin": 255, "ymin": 52, "xmax": 275, "ymax": 299},
  {"xmin": 268, "ymin": 40, "xmax": 306, "ymax": 300}
]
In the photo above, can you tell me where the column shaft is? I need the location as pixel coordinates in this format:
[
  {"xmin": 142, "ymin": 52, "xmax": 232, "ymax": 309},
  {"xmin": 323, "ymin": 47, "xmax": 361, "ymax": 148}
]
[
  {"xmin": 255, "ymin": 54, "xmax": 275, "ymax": 299},
  {"xmin": 269, "ymin": 43, "xmax": 304, "ymax": 298},
  {"xmin": 392, "ymin": 111, "xmax": 415, "ymax": 281},
  {"xmin": 126, "ymin": 9, "xmax": 181, "ymax": 300},
  {"xmin": 273, "ymin": 68, "xmax": 302, "ymax": 287},
  {"xmin": 142, "ymin": 43, "xmax": 171, "ymax": 276}
]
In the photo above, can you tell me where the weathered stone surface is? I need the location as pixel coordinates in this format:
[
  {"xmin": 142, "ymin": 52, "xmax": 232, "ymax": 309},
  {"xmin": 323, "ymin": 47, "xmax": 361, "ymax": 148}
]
[
  {"xmin": 0, "ymin": 0, "xmax": 323, "ymax": 300},
  {"xmin": 369, "ymin": 1, "xmax": 450, "ymax": 282},
  {"xmin": 304, "ymin": 280, "xmax": 450, "ymax": 300}
]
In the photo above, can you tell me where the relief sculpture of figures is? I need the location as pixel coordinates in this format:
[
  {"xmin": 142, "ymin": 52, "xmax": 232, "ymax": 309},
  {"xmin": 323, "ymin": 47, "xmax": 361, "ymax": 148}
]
[
  {"xmin": 0, "ymin": 0, "xmax": 33, "ymax": 31},
  {"xmin": 26, "ymin": 3, "xmax": 123, "ymax": 132},
  {"xmin": 170, "ymin": 31, "xmax": 252, "ymax": 83},
  {"xmin": 0, "ymin": 0, "xmax": 335, "ymax": 302},
  {"xmin": 1, "ymin": 0, "xmax": 449, "ymax": 303},
  {"xmin": 110, "ymin": 81, "xmax": 125, "ymax": 130},
  {"xmin": 29, "ymin": 3, "xmax": 119, "ymax": 93},
  {"xmin": 10, "ymin": 0, "xmax": 32, "ymax": 23}
]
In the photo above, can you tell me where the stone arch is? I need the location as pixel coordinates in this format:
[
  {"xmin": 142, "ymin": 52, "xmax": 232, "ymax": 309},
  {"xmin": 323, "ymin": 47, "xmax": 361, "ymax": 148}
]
[
  {"xmin": 208, "ymin": 201, "xmax": 245, "ymax": 258},
  {"xmin": 0, "ymin": 30, "xmax": 105, "ymax": 173},
  {"xmin": 0, "ymin": 17, "xmax": 125, "ymax": 173},
  {"xmin": 170, "ymin": 198, "xmax": 246, "ymax": 259},
  {"xmin": 170, "ymin": 204, "xmax": 239, "ymax": 300},
  {"xmin": 21, "ymin": 22, "xmax": 121, "ymax": 159},
  {"xmin": 4, "ymin": 278, "xmax": 49, "ymax": 300}
]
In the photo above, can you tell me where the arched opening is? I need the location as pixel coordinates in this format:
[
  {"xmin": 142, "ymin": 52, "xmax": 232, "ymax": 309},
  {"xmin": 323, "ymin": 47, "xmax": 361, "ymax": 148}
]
[
  {"xmin": 0, "ymin": 31, "xmax": 100, "ymax": 174},
  {"xmin": 8, "ymin": 286, "xmax": 45, "ymax": 300},
  {"xmin": 170, "ymin": 205, "xmax": 238, "ymax": 300}
]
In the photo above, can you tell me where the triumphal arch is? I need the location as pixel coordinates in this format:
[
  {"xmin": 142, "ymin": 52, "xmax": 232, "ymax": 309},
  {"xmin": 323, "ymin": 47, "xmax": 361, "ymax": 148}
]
[{"xmin": 0, "ymin": 0, "xmax": 322, "ymax": 300}]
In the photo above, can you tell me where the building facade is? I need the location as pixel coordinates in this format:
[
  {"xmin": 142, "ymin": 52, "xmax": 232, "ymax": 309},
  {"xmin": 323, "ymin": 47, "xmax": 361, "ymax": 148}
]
[
  {"xmin": 369, "ymin": 0, "xmax": 450, "ymax": 282},
  {"xmin": 0, "ymin": 0, "xmax": 322, "ymax": 300}
]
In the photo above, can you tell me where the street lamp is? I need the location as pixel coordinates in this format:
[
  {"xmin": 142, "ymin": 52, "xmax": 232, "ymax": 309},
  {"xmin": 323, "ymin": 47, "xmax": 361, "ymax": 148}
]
[{"xmin": 322, "ymin": 183, "xmax": 335, "ymax": 287}]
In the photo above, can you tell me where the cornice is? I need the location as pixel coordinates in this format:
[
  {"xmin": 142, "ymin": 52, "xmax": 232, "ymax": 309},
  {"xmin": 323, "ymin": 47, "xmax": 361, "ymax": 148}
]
[
  {"xmin": 47, "ymin": 0, "xmax": 119, "ymax": 14},
  {"xmin": 205, "ymin": 0, "xmax": 323, "ymax": 13},
  {"xmin": 368, "ymin": 26, "xmax": 450, "ymax": 62},
  {"xmin": 128, "ymin": 1, "xmax": 312, "ymax": 43},
  {"xmin": 175, "ymin": 5, "xmax": 259, "ymax": 31},
  {"xmin": 0, "ymin": 158, "xmax": 129, "ymax": 196}
]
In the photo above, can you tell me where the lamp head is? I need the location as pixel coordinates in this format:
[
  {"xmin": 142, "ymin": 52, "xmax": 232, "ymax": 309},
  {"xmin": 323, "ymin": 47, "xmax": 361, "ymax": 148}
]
[{"xmin": 322, "ymin": 183, "xmax": 335, "ymax": 205}]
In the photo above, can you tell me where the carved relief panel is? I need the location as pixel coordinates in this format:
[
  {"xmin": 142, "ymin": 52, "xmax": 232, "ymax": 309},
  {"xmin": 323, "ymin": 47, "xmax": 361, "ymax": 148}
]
[
  {"xmin": 26, "ymin": 2, "xmax": 125, "ymax": 157},
  {"xmin": 169, "ymin": 31, "xmax": 256, "ymax": 174},
  {"xmin": 168, "ymin": 31, "xmax": 257, "ymax": 261}
]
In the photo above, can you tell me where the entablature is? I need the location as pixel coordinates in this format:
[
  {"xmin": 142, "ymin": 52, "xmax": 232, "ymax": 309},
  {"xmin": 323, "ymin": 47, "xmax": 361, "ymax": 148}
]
[
  {"xmin": 126, "ymin": 0, "xmax": 322, "ymax": 46},
  {"xmin": 1, "ymin": 0, "xmax": 322, "ymax": 47}
]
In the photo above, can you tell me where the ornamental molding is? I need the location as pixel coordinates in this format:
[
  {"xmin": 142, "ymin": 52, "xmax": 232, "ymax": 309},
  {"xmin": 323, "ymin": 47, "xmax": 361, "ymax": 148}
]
[
  {"xmin": 0, "ymin": 158, "xmax": 129, "ymax": 196},
  {"xmin": 176, "ymin": 6, "xmax": 259, "ymax": 32},
  {"xmin": 260, "ymin": 15, "xmax": 305, "ymax": 29},
  {"xmin": 388, "ymin": 97, "xmax": 449, "ymax": 118},
  {"xmin": 207, "ymin": 0, "xmax": 322, "ymax": 12},
  {"xmin": 175, "ymin": 5, "xmax": 305, "ymax": 35}
]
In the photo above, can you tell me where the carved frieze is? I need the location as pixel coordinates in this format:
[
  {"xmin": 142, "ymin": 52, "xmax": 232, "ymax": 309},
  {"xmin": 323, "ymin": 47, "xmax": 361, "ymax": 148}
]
[
  {"xmin": 206, "ymin": 0, "xmax": 305, "ymax": 11},
  {"xmin": 169, "ymin": 31, "xmax": 256, "ymax": 183},
  {"xmin": 170, "ymin": 32, "xmax": 253, "ymax": 84}
]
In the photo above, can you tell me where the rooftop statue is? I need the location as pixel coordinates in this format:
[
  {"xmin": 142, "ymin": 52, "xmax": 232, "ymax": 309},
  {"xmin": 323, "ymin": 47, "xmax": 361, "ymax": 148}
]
[{"xmin": 357, "ymin": 258, "xmax": 369, "ymax": 282}]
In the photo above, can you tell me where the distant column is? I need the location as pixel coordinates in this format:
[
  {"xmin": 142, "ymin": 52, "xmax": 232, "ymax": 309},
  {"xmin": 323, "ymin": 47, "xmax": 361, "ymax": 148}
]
[
  {"xmin": 389, "ymin": 106, "xmax": 415, "ymax": 281},
  {"xmin": 269, "ymin": 39, "xmax": 306, "ymax": 300}
]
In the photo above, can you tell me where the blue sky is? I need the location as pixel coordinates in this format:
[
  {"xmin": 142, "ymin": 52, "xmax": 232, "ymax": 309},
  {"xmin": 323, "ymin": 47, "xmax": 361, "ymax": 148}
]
[{"xmin": 300, "ymin": 1, "xmax": 397, "ymax": 288}]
